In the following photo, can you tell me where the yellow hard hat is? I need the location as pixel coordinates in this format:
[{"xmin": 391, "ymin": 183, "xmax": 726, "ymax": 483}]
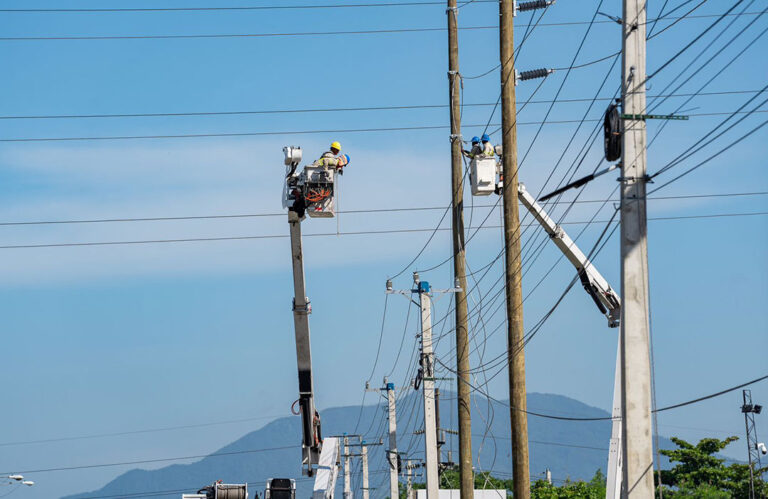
[{"xmin": 330, "ymin": 141, "xmax": 342, "ymax": 151}]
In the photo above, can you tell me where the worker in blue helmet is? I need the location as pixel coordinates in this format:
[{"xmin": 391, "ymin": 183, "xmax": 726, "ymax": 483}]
[
  {"xmin": 462, "ymin": 136, "xmax": 483, "ymax": 159},
  {"xmin": 481, "ymin": 133, "xmax": 495, "ymax": 158}
]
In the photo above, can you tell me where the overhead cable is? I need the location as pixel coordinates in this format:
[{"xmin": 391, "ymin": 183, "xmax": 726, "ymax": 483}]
[
  {"xmin": 2, "ymin": 110, "xmax": 764, "ymax": 143},
  {"xmin": 0, "ymin": 211, "xmax": 763, "ymax": 251},
  {"xmin": 22, "ymin": 89, "xmax": 762, "ymax": 120},
  {"xmin": 0, "ymin": 445, "xmax": 296, "ymax": 475}
]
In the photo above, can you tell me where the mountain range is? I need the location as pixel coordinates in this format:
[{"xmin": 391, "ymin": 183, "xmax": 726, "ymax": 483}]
[{"xmin": 64, "ymin": 392, "xmax": 674, "ymax": 499}]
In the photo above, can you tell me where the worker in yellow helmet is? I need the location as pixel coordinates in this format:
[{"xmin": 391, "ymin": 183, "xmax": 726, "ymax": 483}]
[{"xmin": 317, "ymin": 141, "xmax": 348, "ymax": 171}]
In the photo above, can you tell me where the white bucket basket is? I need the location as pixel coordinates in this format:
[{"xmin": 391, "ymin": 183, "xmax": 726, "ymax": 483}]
[{"xmin": 470, "ymin": 157, "xmax": 497, "ymax": 196}]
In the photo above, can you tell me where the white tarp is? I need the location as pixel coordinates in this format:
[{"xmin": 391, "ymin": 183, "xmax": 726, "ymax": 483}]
[
  {"xmin": 415, "ymin": 490, "xmax": 507, "ymax": 499},
  {"xmin": 312, "ymin": 437, "xmax": 340, "ymax": 499}
]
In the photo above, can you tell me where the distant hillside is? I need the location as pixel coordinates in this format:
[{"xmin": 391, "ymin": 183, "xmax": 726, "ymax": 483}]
[{"xmin": 64, "ymin": 392, "xmax": 673, "ymax": 499}]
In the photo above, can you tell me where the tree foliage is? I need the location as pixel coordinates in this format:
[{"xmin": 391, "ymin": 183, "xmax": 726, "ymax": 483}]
[
  {"xmin": 402, "ymin": 468, "xmax": 606, "ymax": 498},
  {"xmin": 657, "ymin": 436, "xmax": 768, "ymax": 498},
  {"xmin": 400, "ymin": 436, "xmax": 767, "ymax": 498}
]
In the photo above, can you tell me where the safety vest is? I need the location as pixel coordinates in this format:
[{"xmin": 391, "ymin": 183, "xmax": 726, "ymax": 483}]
[
  {"xmin": 317, "ymin": 151, "xmax": 339, "ymax": 168},
  {"xmin": 482, "ymin": 142, "xmax": 495, "ymax": 157}
]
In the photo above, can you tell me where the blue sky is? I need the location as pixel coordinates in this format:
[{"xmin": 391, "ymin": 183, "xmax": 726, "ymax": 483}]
[{"xmin": 0, "ymin": 1, "xmax": 766, "ymax": 498}]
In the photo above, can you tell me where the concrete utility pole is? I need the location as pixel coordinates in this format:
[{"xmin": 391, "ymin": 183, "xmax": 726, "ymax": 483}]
[
  {"xmin": 499, "ymin": 1, "xmax": 530, "ymax": 497},
  {"xmin": 361, "ymin": 444, "xmax": 369, "ymax": 499},
  {"xmin": 446, "ymin": 1, "xmax": 474, "ymax": 497},
  {"xmin": 619, "ymin": 0, "xmax": 654, "ymax": 496},
  {"xmin": 406, "ymin": 461, "xmax": 413, "ymax": 499},
  {"xmin": 343, "ymin": 436, "xmax": 352, "ymax": 499},
  {"xmin": 385, "ymin": 381, "xmax": 399, "ymax": 499},
  {"xmin": 606, "ymin": 341, "xmax": 624, "ymax": 499},
  {"xmin": 417, "ymin": 275, "xmax": 440, "ymax": 498}
]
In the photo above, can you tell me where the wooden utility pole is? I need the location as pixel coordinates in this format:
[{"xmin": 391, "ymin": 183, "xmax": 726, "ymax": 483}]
[
  {"xmin": 619, "ymin": 0, "xmax": 654, "ymax": 496},
  {"xmin": 446, "ymin": 1, "xmax": 474, "ymax": 498},
  {"xmin": 499, "ymin": 1, "xmax": 531, "ymax": 497}
]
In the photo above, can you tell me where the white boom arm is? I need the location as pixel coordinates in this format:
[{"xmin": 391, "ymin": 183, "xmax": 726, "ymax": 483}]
[
  {"xmin": 516, "ymin": 182, "xmax": 623, "ymax": 499},
  {"xmin": 517, "ymin": 183, "xmax": 620, "ymax": 328},
  {"xmin": 282, "ymin": 146, "xmax": 330, "ymax": 477},
  {"xmin": 288, "ymin": 210, "xmax": 322, "ymax": 476}
]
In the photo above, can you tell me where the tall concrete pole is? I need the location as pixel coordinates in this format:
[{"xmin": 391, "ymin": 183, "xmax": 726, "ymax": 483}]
[
  {"xmin": 417, "ymin": 276, "xmax": 440, "ymax": 498},
  {"xmin": 386, "ymin": 381, "xmax": 399, "ymax": 499},
  {"xmin": 446, "ymin": 1, "xmax": 474, "ymax": 497},
  {"xmin": 606, "ymin": 339, "xmax": 623, "ymax": 499},
  {"xmin": 499, "ymin": 1, "xmax": 530, "ymax": 497},
  {"xmin": 343, "ymin": 436, "xmax": 352, "ymax": 499},
  {"xmin": 362, "ymin": 444, "xmax": 369, "ymax": 499},
  {"xmin": 619, "ymin": 0, "xmax": 654, "ymax": 496},
  {"xmin": 406, "ymin": 461, "xmax": 413, "ymax": 499}
]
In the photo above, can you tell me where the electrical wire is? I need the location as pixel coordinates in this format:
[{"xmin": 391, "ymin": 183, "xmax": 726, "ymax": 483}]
[
  {"xmin": 6, "ymin": 190, "xmax": 761, "ymax": 227},
  {"xmin": 650, "ymin": 117, "xmax": 768, "ymax": 194},
  {"xmin": 0, "ymin": 89, "xmax": 753, "ymax": 121},
  {"xmin": 0, "ymin": 1, "xmax": 498, "ymax": 13},
  {"xmin": 0, "ymin": 414, "xmax": 285, "ymax": 447},
  {"xmin": 0, "ymin": 445, "xmax": 296, "ymax": 475},
  {"xmin": 1, "ymin": 110, "xmax": 762, "ymax": 143}
]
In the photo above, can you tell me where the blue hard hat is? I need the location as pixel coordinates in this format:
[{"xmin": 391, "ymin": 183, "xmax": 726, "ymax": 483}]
[
  {"xmin": 344, "ymin": 154, "xmax": 350, "ymax": 164},
  {"xmin": 471, "ymin": 136, "xmax": 480, "ymax": 143},
  {"xmin": 481, "ymin": 133, "xmax": 491, "ymax": 142}
]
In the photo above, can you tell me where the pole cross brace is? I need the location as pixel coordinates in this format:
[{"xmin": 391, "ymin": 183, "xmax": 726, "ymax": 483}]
[{"xmin": 620, "ymin": 113, "xmax": 689, "ymax": 120}]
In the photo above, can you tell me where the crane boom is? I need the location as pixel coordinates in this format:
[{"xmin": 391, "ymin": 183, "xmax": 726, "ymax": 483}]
[
  {"xmin": 288, "ymin": 209, "xmax": 322, "ymax": 476},
  {"xmin": 514, "ymin": 180, "xmax": 623, "ymax": 499},
  {"xmin": 281, "ymin": 145, "xmax": 348, "ymax": 482},
  {"xmin": 517, "ymin": 183, "xmax": 620, "ymax": 327}
]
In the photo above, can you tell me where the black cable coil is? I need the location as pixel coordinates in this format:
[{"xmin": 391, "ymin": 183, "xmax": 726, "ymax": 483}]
[{"xmin": 604, "ymin": 101, "xmax": 622, "ymax": 162}]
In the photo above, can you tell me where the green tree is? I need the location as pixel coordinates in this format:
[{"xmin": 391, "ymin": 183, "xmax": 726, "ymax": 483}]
[
  {"xmin": 405, "ymin": 468, "xmax": 605, "ymax": 498},
  {"xmin": 530, "ymin": 469, "xmax": 606, "ymax": 498},
  {"xmin": 657, "ymin": 436, "xmax": 768, "ymax": 498}
]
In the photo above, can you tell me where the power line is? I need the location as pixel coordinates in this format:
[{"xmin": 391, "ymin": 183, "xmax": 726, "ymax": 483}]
[
  {"xmin": 0, "ymin": 89, "xmax": 756, "ymax": 121},
  {"xmin": 2, "ymin": 110, "xmax": 764, "ymax": 143},
  {"xmin": 0, "ymin": 25, "xmax": 497, "ymax": 42},
  {"xmin": 650, "ymin": 117, "xmax": 768, "ymax": 194},
  {"xmin": 0, "ymin": 445, "xmax": 296, "ymax": 475},
  {"xmin": 0, "ymin": 1, "xmax": 498, "ymax": 13},
  {"xmin": 0, "ymin": 211, "xmax": 763, "ymax": 250},
  {"xmin": 1, "ymin": 12, "xmax": 761, "ymax": 41},
  {"xmin": 0, "ymin": 414, "xmax": 285, "ymax": 447},
  {"xmin": 448, "ymin": 362, "xmax": 768, "ymax": 422}
]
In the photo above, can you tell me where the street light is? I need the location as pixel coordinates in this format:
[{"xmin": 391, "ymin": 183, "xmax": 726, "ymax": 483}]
[{"xmin": 2, "ymin": 475, "xmax": 35, "ymax": 489}]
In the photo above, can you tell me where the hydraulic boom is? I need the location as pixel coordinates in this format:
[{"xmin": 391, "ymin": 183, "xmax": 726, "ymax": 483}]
[
  {"xmin": 515, "ymin": 182, "xmax": 623, "ymax": 499},
  {"xmin": 517, "ymin": 183, "xmax": 620, "ymax": 327},
  {"xmin": 282, "ymin": 146, "xmax": 347, "ymax": 484},
  {"xmin": 479, "ymin": 156, "xmax": 623, "ymax": 498}
]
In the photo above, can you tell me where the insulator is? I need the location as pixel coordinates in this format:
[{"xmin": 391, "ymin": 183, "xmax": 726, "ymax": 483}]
[
  {"xmin": 518, "ymin": 0, "xmax": 552, "ymax": 12},
  {"xmin": 518, "ymin": 68, "xmax": 551, "ymax": 81}
]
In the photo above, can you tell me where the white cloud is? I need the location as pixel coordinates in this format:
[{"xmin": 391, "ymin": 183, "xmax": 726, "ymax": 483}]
[{"xmin": 0, "ymin": 134, "xmax": 733, "ymax": 284}]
